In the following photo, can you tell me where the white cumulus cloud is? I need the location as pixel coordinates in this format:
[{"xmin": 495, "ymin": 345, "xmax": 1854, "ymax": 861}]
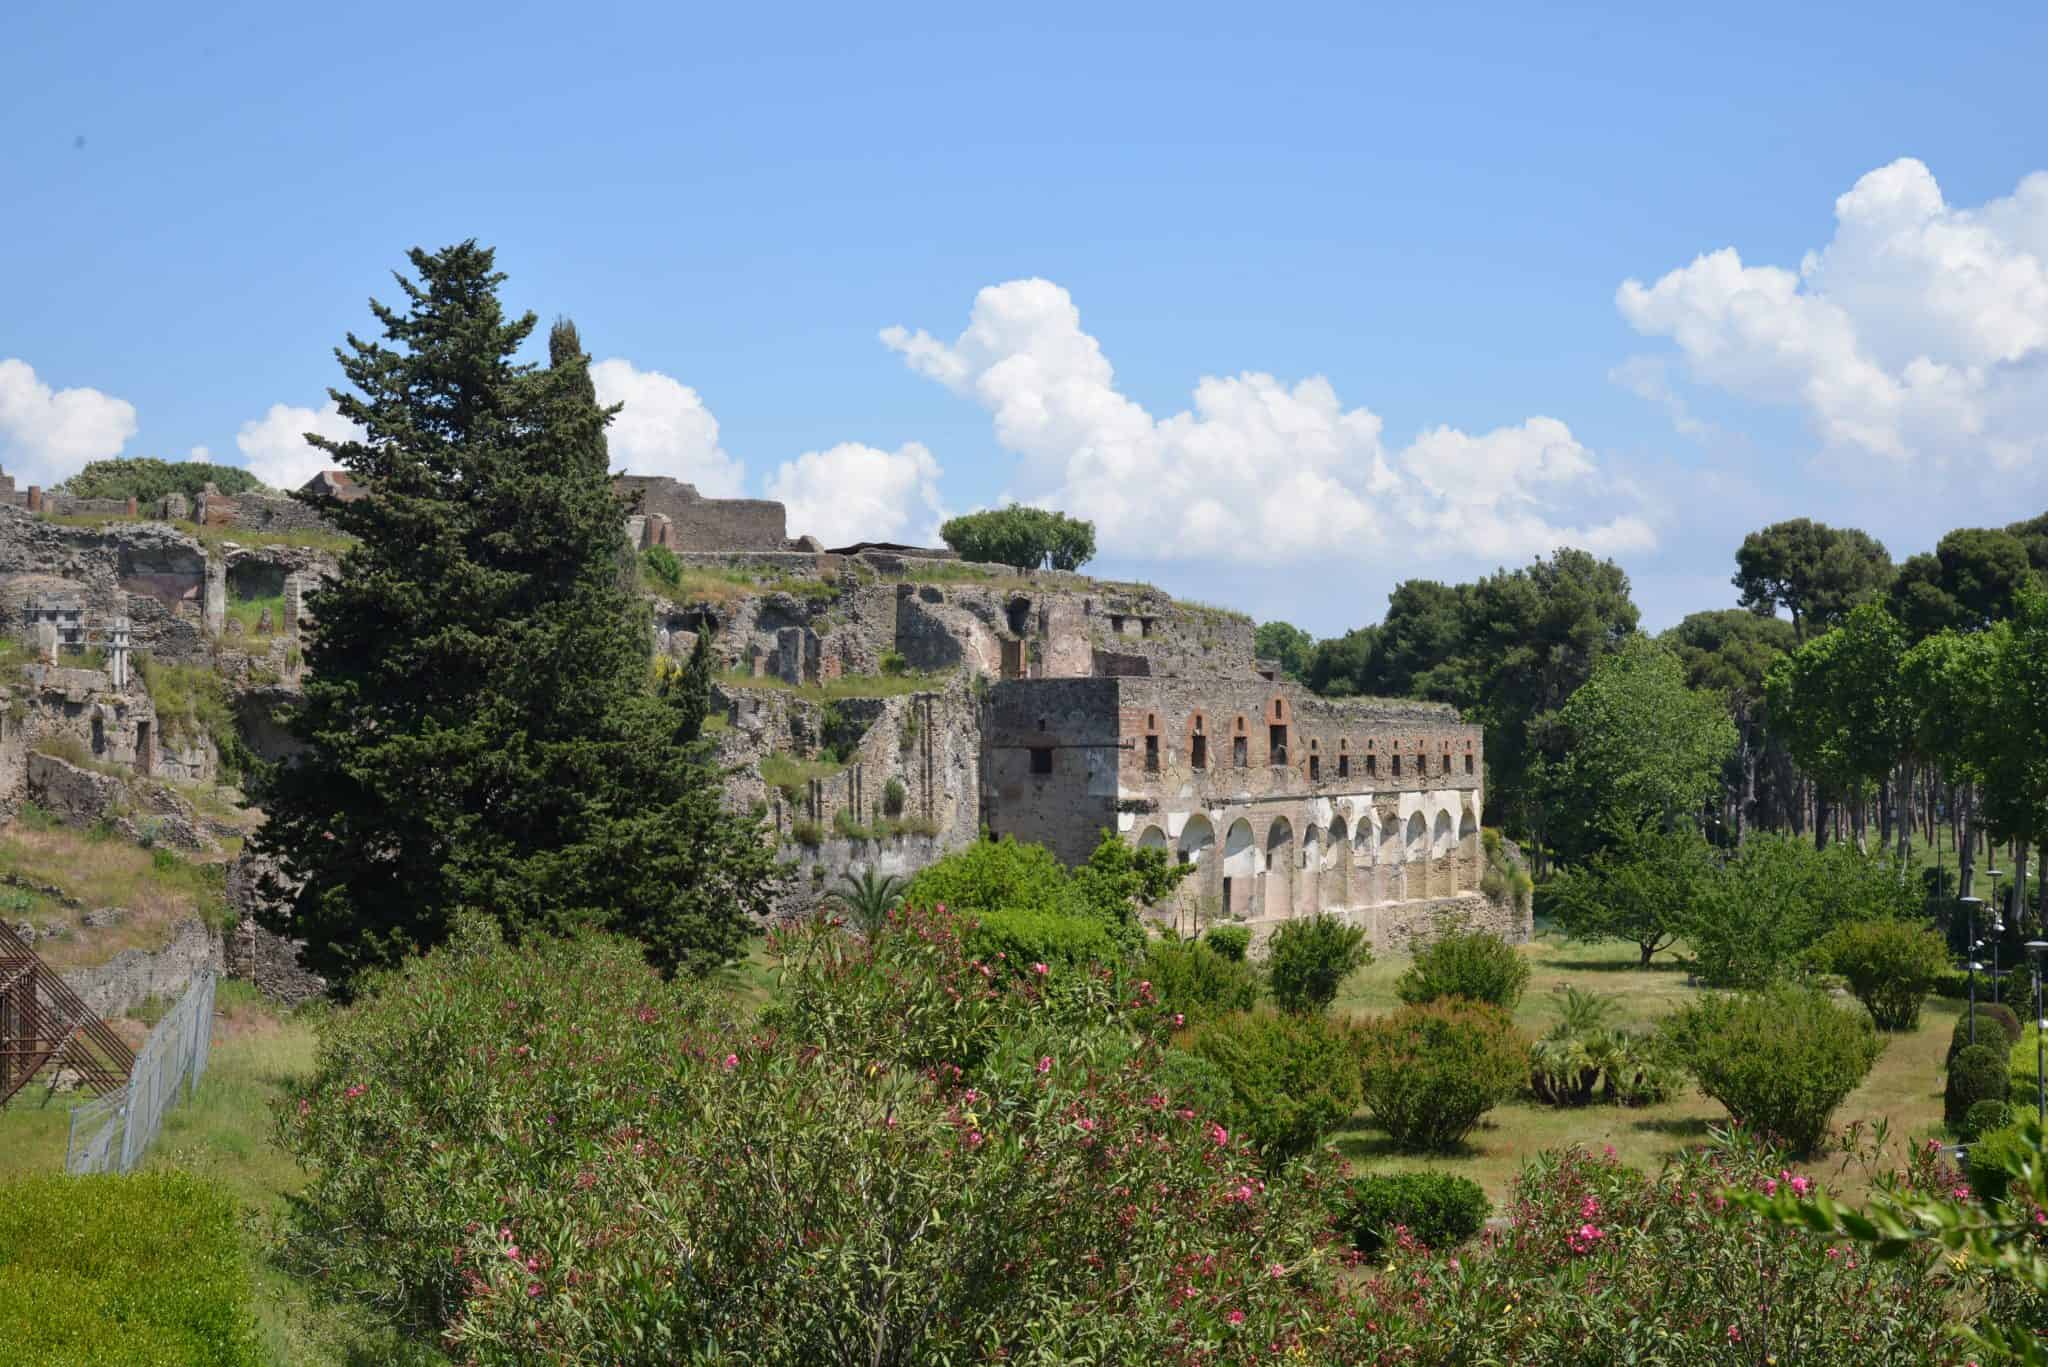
[
  {"xmin": 767, "ymin": 441, "xmax": 946, "ymax": 548},
  {"xmin": 188, "ymin": 445, "xmax": 212, "ymax": 463},
  {"xmin": 591, "ymin": 358, "xmax": 745, "ymax": 497},
  {"xmin": 234, "ymin": 401, "xmax": 362, "ymax": 490},
  {"xmin": 1618, "ymin": 158, "xmax": 2048, "ymax": 470},
  {"xmin": 881, "ymin": 279, "xmax": 1652, "ymax": 566},
  {"xmin": 0, "ymin": 358, "xmax": 138, "ymax": 486}
]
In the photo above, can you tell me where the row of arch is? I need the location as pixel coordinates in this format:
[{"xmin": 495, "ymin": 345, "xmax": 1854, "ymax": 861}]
[{"xmin": 1136, "ymin": 807, "xmax": 1481, "ymax": 921}]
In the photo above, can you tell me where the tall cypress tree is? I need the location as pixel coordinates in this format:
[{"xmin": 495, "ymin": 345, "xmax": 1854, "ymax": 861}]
[{"xmin": 255, "ymin": 242, "xmax": 780, "ymax": 989}]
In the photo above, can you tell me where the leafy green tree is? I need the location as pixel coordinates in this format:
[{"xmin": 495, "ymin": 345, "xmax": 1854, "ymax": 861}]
[
  {"xmin": 1764, "ymin": 602, "xmax": 1913, "ymax": 848},
  {"xmin": 1733, "ymin": 518, "xmax": 1893, "ymax": 643},
  {"xmin": 57, "ymin": 457, "xmax": 267, "ymax": 502},
  {"xmin": 253, "ymin": 243, "xmax": 780, "ymax": 990},
  {"xmin": 939, "ymin": 506, "xmax": 1096, "ymax": 571},
  {"xmin": 1253, "ymin": 621, "xmax": 1316, "ymax": 681},
  {"xmin": 1661, "ymin": 608, "xmax": 1799, "ymax": 840},
  {"xmin": 1548, "ymin": 636, "xmax": 1736, "ymax": 858},
  {"xmin": 1545, "ymin": 824, "xmax": 1718, "ymax": 965},
  {"xmin": 1303, "ymin": 625, "xmax": 1379, "ymax": 697},
  {"xmin": 1365, "ymin": 579, "xmax": 1470, "ymax": 699},
  {"xmin": 1888, "ymin": 526, "xmax": 2034, "ymax": 639}
]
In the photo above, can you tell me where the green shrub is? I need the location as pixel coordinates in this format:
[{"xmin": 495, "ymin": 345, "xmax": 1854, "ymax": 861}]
[
  {"xmin": 1947, "ymin": 1043, "xmax": 2013, "ymax": 1130},
  {"xmin": 1138, "ymin": 937, "xmax": 1260, "ymax": 1032},
  {"xmin": 1947, "ymin": 1003, "xmax": 2024, "ymax": 1069},
  {"xmin": 882, "ymin": 776, "xmax": 907, "ymax": 816},
  {"xmin": 1812, "ymin": 919, "xmax": 1950, "ymax": 1030},
  {"xmin": 2007, "ymin": 1026, "xmax": 2048, "ymax": 1108},
  {"xmin": 0, "ymin": 1171, "xmax": 262, "ymax": 1365},
  {"xmin": 1528, "ymin": 990, "xmax": 1678, "ymax": 1108},
  {"xmin": 1962, "ymin": 1098, "xmax": 2015, "ymax": 1144},
  {"xmin": 1395, "ymin": 928, "xmax": 1530, "ymax": 1009},
  {"xmin": 790, "ymin": 818, "xmax": 824, "ymax": 847},
  {"xmin": 1187, "ymin": 1010, "xmax": 1362, "ymax": 1166},
  {"xmin": 1329, "ymin": 1171, "xmax": 1489, "ymax": 1253},
  {"xmin": 1204, "ymin": 924, "xmax": 1251, "ymax": 961},
  {"xmin": 277, "ymin": 911, "xmax": 1372, "ymax": 1361},
  {"xmin": 879, "ymin": 649, "xmax": 909, "ymax": 676},
  {"xmin": 1660, "ymin": 984, "xmax": 1884, "ymax": 1155},
  {"xmin": 1685, "ymin": 835, "xmax": 1920, "ymax": 989},
  {"xmin": 1265, "ymin": 914, "xmax": 1371, "ymax": 1013},
  {"xmin": 1147, "ymin": 1046, "xmax": 1239, "ymax": 1122},
  {"xmin": 1355, "ymin": 1000, "xmax": 1529, "ymax": 1152},
  {"xmin": 966, "ymin": 908, "xmax": 1115, "ymax": 972},
  {"xmin": 1968, "ymin": 1120, "xmax": 2034, "ymax": 1203}
]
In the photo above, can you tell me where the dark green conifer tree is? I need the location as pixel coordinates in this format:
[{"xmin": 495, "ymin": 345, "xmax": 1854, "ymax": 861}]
[{"xmin": 255, "ymin": 242, "xmax": 780, "ymax": 989}]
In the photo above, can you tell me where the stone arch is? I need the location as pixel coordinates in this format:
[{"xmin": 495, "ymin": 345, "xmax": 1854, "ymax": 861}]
[
  {"xmin": 1378, "ymin": 813, "xmax": 1404, "ymax": 902},
  {"xmin": 1137, "ymin": 824, "xmax": 1168, "ymax": 850},
  {"xmin": 1405, "ymin": 812, "xmax": 1428, "ymax": 901},
  {"xmin": 1301, "ymin": 823, "xmax": 1323, "ymax": 916},
  {"xmin": 1325, "ymin": 815, "xmax": 1352, "ymax": 909},
  {"xmin": 1222, "ymin": 818, "xmax": 1258, "ymax": 918},
  {"xmin": 1432, "ymin": 809, "xmax": 1457, "ymax": 896},
  {"xmin": 1458, "ymin": 810, "xmax": 1481, "ymax": 892},
  {"xmin": 1177, "ymin": 814, "xmax": 1217, "ymax": 921},
  {"xmin": 1263, "ymin": 817, "xmax": 1295, "ymax": 918}
]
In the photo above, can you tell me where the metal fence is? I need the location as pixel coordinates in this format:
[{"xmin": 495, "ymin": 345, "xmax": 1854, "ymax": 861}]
[{"xmin": 65, "ymin": 970, "xmax": 216, "ymax": 1175}]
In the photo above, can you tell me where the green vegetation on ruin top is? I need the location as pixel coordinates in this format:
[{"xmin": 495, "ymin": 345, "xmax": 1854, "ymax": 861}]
[
  {"xmin": 758, "ymin": 749, "xmax": 850, "ymax": 799},
  {"xmin": 36, "ymin": 511, "xmax": 358, "ymax": 556},
  {"xmin": 716, "ymin": 667, "xmax": 951, "ymax": 702},
  {"xmin": 639, "ymin": 545, "xmax": 845, "ymax": 607}
]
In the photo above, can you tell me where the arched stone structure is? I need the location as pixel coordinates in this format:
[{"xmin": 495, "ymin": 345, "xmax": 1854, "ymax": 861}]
[
  {"xmin": 1301, "ymin": 823, "xmax": 1323, "ymax": 916},
  {"xmin": 1177, "ymin": 814, "xmax": 1217, "ymax": 921},
  {"xmin": 1263, "ymin": 816, "xmax": 1295, "ymax": 918},
  {"xmin": 1378, "ymin": 814, "xmax": 1403, "ymax": 902},
  {"xmin": 1325, "ymin": 815, "xmax": 1351, "ymax": 909},
  {"xmin": 1432, "ymin": 809, "xmax": 1456, "ymax": 897},
  {"xmin": 1222, "ymin": 818, "xmax": 1257, "ymax": 918},
  {"xmin": 1405, "ymin": 812, "xmax": 1428, "ymax": 901},
  {"xmin": 1458, "ymin": 810, "xmax": 1481, "ymax": 891}
]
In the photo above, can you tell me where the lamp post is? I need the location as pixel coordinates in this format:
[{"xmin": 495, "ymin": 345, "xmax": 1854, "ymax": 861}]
[
  {"xmin": 1962, "ymin": 896, "xmax": 1985, "ymax": 1044},
  {"xmin": 2029, "ymin": 941, "xmax": 2048, "ymax": 1120},
  {"xmin": 1989, "ymin": 870, "xmax": 2007, "ymax": 1005}
]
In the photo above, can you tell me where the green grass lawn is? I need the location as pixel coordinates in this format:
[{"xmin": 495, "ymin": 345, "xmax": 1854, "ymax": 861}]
[{"xmin": 1327, "ymin": 933, "xmax": 1956, "ymax": 1202}]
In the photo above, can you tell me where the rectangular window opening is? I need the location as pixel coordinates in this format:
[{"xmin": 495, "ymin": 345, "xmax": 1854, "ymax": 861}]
[
  {"xmin": 1144, "ymin": 735, "xmax": 1160, "ymax": 773},
  {"xmin": 1465, "ymin": 753, "xmax": 1474, "ymax": 775},
  {"xmin": 1029, "ymin": 746, "xmax": 1053, "ymax": 775},
  {"xmin": 1309, "ymin": 755, "xmax": 1321, "ymax": 781},
  {"xmin": 1338, "ymin": 755, "xmax": 1350, "ymax": 779},
  {"xmin": 1232, "ymin": 735, "xmax": 1248, "ymax": 768},
  {"xmin": 1192, "ymin": 734, "xmax": 1208, "ymax": 770},
  {"xmin": 1366, "ymin": 754, "xmax": 1377, "ymax": 777},
  {"xmin": 1391, "ymin": 754, "xmax": 1402, "ymax": 778},
  {"xmin": 1268, "ymin": 725, "xmax": 1288, "ymax": 765}
]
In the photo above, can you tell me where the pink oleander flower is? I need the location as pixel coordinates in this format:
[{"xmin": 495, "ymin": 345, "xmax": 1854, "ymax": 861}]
[
  {"xmin": 1172, "ymin": 1012, "xmax": 1185, "ymax": 1027},
  {"xmin": 1227, "ymin": 1310, "xmax": 1245, "ymax": 1326},
  {"xmin": 1762, "ymin": 1178, "xmax": 1778, "ymax": 1196},
  {"xmin": 1208, "ymin": 1122, "xmax": 1229, "ymax": 1147},
  {"xmin": 1790, "ymin": 1175, "xmax": 1813, "ymax": 1197},
  {"xmin": 722, "ymin": 1053, "xmax": 738, "ymax": 1071},
  {"xmin": 1077, "ymin": 1117, "xmax": 1097, "ymax": 1133},
  {"xmin": 1954, "ymin": 1185, "xmax": 1973, "ymax": 1201},
  {"xmin": 967, "ymin": 1130, "xmax": 984, "ymax": 1147},
  {"xmin": 1268, "ymin": 1263, "xmax": 1286, "ymax": 1278},
  {"xmin": 1727, "ymin": 1325, "xmax": 1741, "ymax": 1343},
  {"xmin": 963, "ymin": 1088, "xmax": 980, "ymax": 1103},
  {"xmin": 1032, "ymin": 961, "xmax": 1049, "ymax": 977},
  {"xmin": 527, "ymin": 1282, "xmax": 543, "ymax": 1298},
  {"xmin": 343, "ymin": 1083, "xmax": 366, "ymax": 1100},
  {"xmin": 1036, "ymin": 1056, "xmax": 1052, "ymax": 1074}
]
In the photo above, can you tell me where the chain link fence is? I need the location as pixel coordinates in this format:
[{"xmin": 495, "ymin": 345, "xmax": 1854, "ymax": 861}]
[{"xmin": 66, "ymin": 970, "xmax": 216, "ymax": 1175}]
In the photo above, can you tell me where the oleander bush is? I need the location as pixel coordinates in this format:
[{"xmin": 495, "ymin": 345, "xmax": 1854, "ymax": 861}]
[
  {"xmin": 1812, "ymin": 919, "xmax": 1952, "ymax": 1030},
  {"xmin": 1330, "ymin": 1171, "xmax": 1489, "ymax": 1253},
  {"xmin": 1661, "ymin": 984, "xmax": 1884, "ymax": 1155},
  {"xmin": 0, "ymin": 1171, "xmax": 261, "ymax": 1366},
  {"xmin": 1355, "ymin": 1000, "xmax": 1529, "ymax": 1152},
  {"xmin": 1395, "ymin": 928, "xmax": 1531, "ymax": 1010},
  {"xmin": 1264, "ymin": 914, "xmax": 1371, "ymax": 1013},
  {"xmin": 277, "ymin": 910, "xmax": 1398, "ymax": 1363},
  {"xmin": 1138, "ymin": 936, "xmax": 1261, "ymax": 1033},
  {"xmin": 1186, "ymin": 1009, "xmax": 1363, "ymax": 1166},
  {"xmin": 964, "ymin": 906, "xmax": 1116, "ymax": 975}
]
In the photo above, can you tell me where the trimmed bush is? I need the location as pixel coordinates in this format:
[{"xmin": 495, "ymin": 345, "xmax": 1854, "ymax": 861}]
[
  {"xmin": 1265, "ymin": 914, "xmax": 1371, "ymax": 1013},
  {"xmin": 1947, "ymin": 1043, "xmax": 2012, "ymax": 1130},
  {"xmin": 1395, "ymin": 928, "xmax": 1531, "ymax": 1010},
  {"xmin": 1812, "ymin": 919, "xmax": 1951, "ymax": 1030},
  {"xmin": 0, "ymin": 1171, "xmax": 262, "ymax": 1365},
  {"xmin": 1204, "ymin": 924, "xmax": 1251, "ymax": 962},
  {"xmin": 1962, "ymin": 1098, "xmax": 2014, "ymax": 1144},
  {"xmin": 1329, "ymin": 1171, "xmax": 1490, "ymax": 1253},
  {"xmin": 1187, "ymin": 1010, "xmax": 1362, "ymax": 1165},
  {"xmin": 1660, "ymin": 984, "xmax": 1884, "ymax": 1156},
  {"xmin": 1946, "ymin": 1003, "xmax": 2024, "ymax": 1070},
  {"xmin": 1967, "ymin": 1120, "xmax": 2034, "ymax": 1203},
  {"xmin": 1139, "ymin": 937, "xmax": 1260, "ymax": 1032},
  {"xmin": 1355, "ymin": 1000, "xmax": 1529, "ymax": 1152}
]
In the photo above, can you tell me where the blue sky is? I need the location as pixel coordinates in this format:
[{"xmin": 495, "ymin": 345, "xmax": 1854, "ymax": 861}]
[{"xmin": 5, "ymin": 1, "xmax": 2047, "ymax": 635}]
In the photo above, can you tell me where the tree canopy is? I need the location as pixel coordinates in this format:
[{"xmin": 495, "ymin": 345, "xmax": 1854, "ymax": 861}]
[
  {"xmin": 939, "ymin": 507, "xmax": 1096, "ymax": 571},
  {"xmin": 1732, "ymin": 518, "xmax": 1892, "ymax": 643},
  {"xmin": 56, "ymin": 457, "xmax": 267, "ymax": 502},
  {"xmin": 1253, "ymin": 621, "xmax": 1316, "ymax": 681},
  {"xmin": 252, "ymin": 243, "xmax": 780, "ymax": 991}
]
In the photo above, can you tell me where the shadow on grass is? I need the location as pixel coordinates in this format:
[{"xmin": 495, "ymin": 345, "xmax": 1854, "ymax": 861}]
[
  {"xmin": 1630, "ymin": 1114, "xmax": 1714, "ymax": 1141},
  {"xmin": 1332, "ymin": 1131, "xmax": 1480, "ymax": 1164},
  {"xmin": 1535, "ymin": 954, "xmax": 1692, "ymax": 975}
]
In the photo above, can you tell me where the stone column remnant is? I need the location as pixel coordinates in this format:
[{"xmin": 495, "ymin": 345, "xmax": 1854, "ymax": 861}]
[{"xmin": 204, "ymin": 555, "xmax": 226, "ymax": 637}]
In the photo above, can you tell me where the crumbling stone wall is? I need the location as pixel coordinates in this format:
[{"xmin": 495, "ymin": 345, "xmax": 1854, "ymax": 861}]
[
  {"xmin": 614, "ymin": 477, "xmax": 790, "ymax": 551},
  {"xmin": 61, "ymin": 918, "xmax": 224, "ymax": 1019},
  {"xmin": 224, "ymin": 918, "xmax": 327, "ymax": 1005}
]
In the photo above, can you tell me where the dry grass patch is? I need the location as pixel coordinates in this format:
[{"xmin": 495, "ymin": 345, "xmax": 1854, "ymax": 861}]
[{"xmin": 0, "ymin": 825, "xmax": 230, "ymax": 968}]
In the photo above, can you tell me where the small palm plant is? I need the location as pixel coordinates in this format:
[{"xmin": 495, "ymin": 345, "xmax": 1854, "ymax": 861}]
[{"xmin": 826, "ymin": 868, "xmax": 906, "ymax": 938}]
